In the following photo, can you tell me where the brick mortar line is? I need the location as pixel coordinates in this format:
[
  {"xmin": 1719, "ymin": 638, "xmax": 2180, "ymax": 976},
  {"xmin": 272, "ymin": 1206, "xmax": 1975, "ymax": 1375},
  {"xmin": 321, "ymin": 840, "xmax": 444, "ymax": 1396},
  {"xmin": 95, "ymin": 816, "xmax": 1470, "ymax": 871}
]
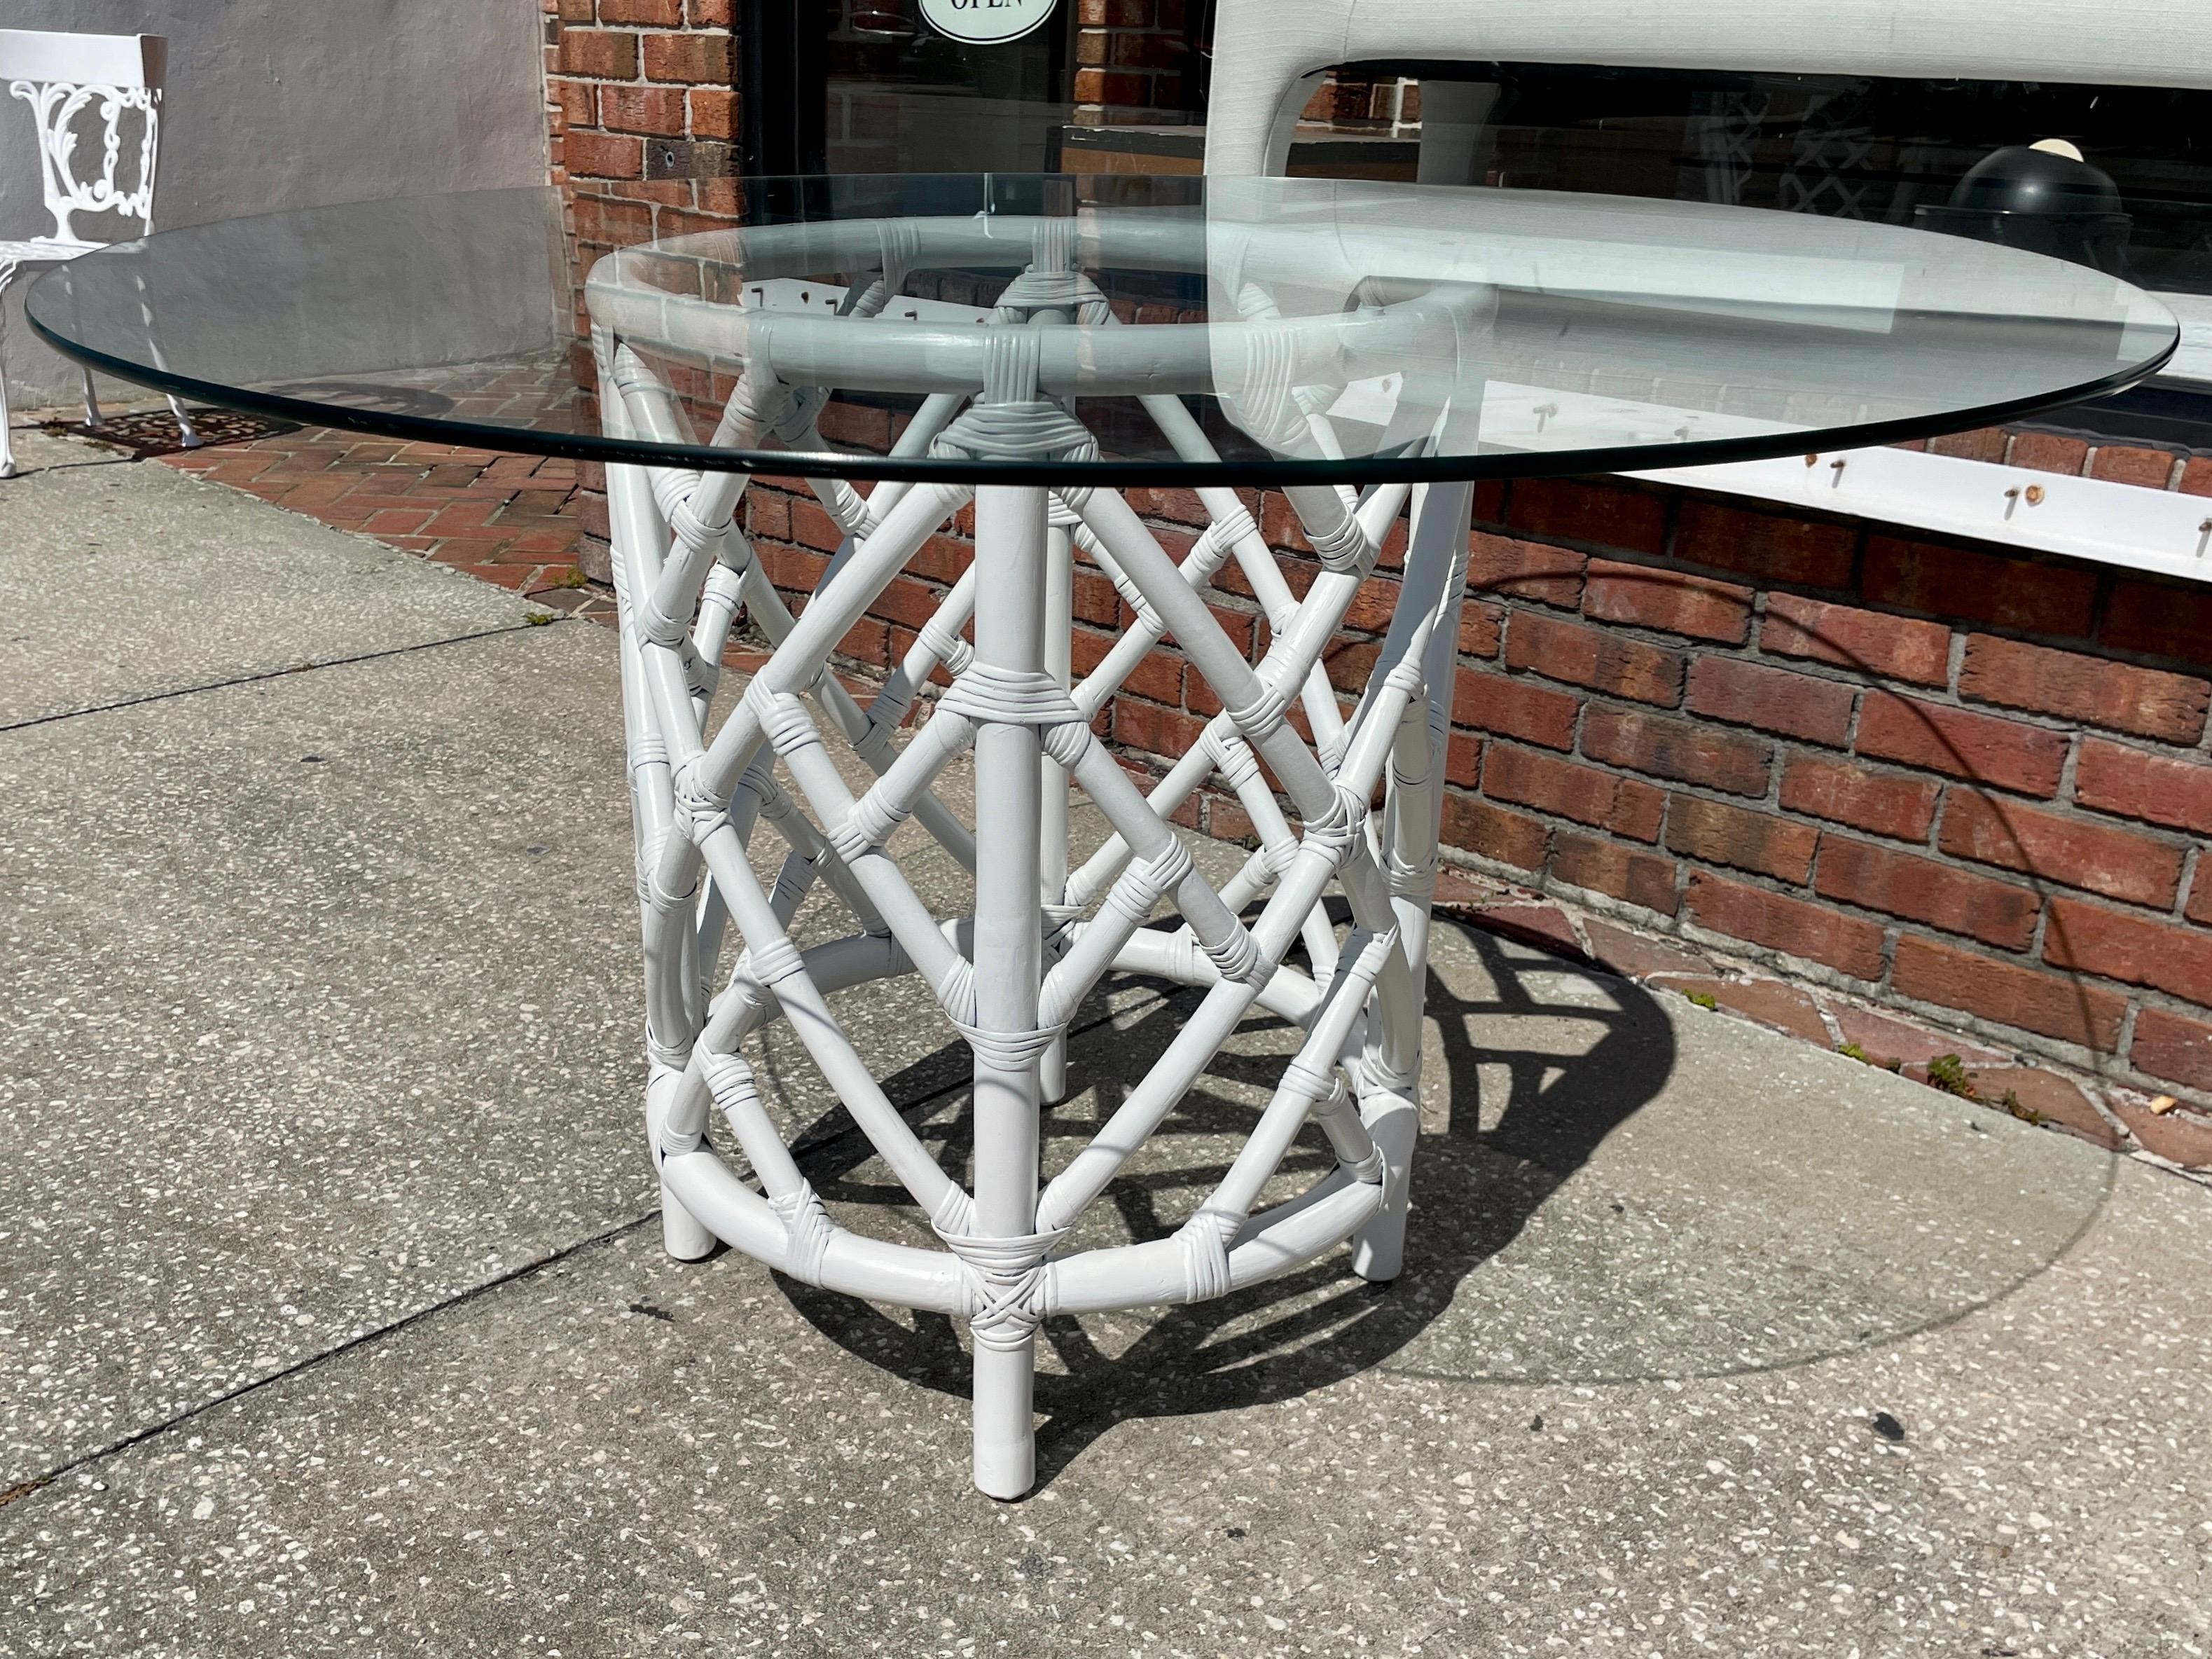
[
  {"xmin": 1201, "ymin": 532, "xmax": 2192, "ymax": 755},
  {"xmin": 1449, "ymin": 855, "xmax": 2182, "ymax": 1106},
  {"xmin": 762, "ymin": 507, "xmax": 2192, "ymax": 887},
  {"xmin": 1484, "ymin": 481, "xmax": 2192, "ymax": 651},
  {"xmin": 1429, "ymin": 784, "xmax": 2187, "ymax": 1062},
  {"xmin": 1451, "ymin": 661, "xmax": 2205, "ymax": 846},
  {"xmin": 1456, "ymin": 833, "xmax": 2150, "ymax": 1068}
]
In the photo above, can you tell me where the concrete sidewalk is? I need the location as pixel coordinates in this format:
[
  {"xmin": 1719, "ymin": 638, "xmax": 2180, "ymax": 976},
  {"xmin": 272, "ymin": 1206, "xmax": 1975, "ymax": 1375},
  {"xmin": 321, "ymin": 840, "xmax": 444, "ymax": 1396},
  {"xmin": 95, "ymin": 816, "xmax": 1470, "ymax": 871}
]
[{"xmin": 4, "ymin": 427, "xmax": 2210, "ymax": 1658}]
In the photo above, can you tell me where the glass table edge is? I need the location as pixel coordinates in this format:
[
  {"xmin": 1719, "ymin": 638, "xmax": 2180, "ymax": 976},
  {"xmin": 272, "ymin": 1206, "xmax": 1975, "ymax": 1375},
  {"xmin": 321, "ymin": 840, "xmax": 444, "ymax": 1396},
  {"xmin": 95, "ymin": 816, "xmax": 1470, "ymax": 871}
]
[{"xmin": 27, "ymin": 296, "xmax": 2180, "ymax": 490}]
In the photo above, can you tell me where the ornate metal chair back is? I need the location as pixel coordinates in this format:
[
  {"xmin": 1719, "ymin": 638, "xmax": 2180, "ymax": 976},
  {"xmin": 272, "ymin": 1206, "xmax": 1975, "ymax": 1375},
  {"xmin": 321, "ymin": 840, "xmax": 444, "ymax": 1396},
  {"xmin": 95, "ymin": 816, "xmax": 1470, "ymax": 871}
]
[{"xmin": 0, "ymin": 29, "xmax": 167, "ymax": 245}]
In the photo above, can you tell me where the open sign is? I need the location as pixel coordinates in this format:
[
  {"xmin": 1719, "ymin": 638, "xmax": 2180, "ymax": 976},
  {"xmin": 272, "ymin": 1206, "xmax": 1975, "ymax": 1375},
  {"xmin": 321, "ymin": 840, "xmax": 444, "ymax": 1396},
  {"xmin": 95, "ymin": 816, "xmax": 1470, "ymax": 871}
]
[{"xmin": 918, "ymin": 0, "xmax": 1056, "ymax": 46}]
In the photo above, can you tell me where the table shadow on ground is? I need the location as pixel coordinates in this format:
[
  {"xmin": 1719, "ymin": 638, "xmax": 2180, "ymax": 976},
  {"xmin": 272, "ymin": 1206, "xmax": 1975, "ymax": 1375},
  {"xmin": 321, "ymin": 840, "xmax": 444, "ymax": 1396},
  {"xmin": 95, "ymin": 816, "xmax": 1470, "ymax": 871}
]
[{"xmin": 762, "ymin": 922, "xmax": 2112, "ymax": 1490}]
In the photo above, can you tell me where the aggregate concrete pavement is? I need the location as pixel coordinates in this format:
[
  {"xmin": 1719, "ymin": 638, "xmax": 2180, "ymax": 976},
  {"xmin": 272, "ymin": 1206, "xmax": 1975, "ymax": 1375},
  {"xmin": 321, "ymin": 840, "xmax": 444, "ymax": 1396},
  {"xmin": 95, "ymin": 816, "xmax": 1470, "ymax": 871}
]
[
  {"xmin": 0, "ymin": 428, "xmax": 552, "ymax": 731},
  {"xmin": 4, "ymin": 427, "xmax": 2209, "ymax": 1656}
]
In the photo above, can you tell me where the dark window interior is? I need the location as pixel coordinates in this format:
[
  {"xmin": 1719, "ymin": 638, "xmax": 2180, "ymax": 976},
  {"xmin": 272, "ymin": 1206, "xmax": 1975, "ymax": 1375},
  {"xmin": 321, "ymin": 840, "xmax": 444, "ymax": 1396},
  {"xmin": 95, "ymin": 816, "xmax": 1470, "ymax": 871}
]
[
  {"xmin": 1375, "ymin": 64, "xmax": 2212, "ymax": 296},
  {"xmin": 737, "ymin": 21, "xmax": 2212, "ymax": 439},
  {"xmin": 1360, "ymin": 62, "xmax": 2212, "ymax": 440}
]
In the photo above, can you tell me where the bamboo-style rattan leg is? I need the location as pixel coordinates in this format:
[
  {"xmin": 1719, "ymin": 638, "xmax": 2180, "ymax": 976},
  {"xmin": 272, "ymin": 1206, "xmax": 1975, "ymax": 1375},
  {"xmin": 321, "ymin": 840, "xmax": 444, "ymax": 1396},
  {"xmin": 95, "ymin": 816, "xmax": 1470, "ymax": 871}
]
[
  {"xmin": 586, "ymin": 231, "xmax": 1491, "ymax": 1495},
  {"xmin": 167, "ymin": 394, "xmax": 202, "ymax": 449},
  {"xmin": 969, "ymin": 481, "xmax": 1051, "ymax": 1499},
  {"xmin": 649, "ymin": 1061, "xmax": 717, "ymax": 1260},
  {"xmin": 1039, "ymin": 505, "xmax": 1076, "ymax": 1106},
  {"xmin": 1351, "ymin": 479, "xmax": 1472, "ymax": 1284}
]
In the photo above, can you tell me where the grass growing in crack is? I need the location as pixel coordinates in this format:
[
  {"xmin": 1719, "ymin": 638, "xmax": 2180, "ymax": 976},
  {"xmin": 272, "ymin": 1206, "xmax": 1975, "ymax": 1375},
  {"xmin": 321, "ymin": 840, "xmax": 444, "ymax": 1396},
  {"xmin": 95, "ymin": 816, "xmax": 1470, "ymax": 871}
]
[
  {"xmin": 1682, "ymin": 990, "xmax": 1719, "ymax": 1011},
  {"xmin": 1837, "ymin": 1045, "xmax": 2045, "ymax": 1124},
  {"xmin": 1837, "ymin": 1040, "xmax": 1903, "ymax": 1073},
  {"xmin": 1926, "ymin": 1054, "xmax": 1978, "ymax": 1099}
]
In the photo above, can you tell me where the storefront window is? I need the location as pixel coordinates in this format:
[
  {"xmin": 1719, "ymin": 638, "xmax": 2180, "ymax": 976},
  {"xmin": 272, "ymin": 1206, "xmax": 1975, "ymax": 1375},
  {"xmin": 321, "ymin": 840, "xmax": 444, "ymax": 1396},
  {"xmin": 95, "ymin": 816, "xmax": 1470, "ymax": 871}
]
[
  {"xmin": 739, "ymin": 20, "xmax": 2212, "ymax": 422},
  {"xmin": 1388, "ymin": 65, "xmax": 2212, "ymax": 299}
]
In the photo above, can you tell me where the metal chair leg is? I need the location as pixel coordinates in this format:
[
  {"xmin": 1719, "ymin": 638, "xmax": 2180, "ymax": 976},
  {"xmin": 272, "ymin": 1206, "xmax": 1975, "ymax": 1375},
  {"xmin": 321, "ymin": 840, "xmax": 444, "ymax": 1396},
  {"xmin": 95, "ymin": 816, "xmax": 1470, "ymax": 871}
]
[
  {"xmin": 167, "ymin": 394, "xmax": 202, "ymax": 448},
  {"xmin": 0, "ymin": 268, "xmax": 19, "ymax": 479}
]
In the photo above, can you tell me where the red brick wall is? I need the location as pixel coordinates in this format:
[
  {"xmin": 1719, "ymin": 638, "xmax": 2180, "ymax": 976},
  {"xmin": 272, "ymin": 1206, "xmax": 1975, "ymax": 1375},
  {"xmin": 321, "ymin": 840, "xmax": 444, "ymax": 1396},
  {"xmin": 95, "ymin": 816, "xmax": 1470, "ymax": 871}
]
[
  {"xmin": 741, "ymin": 456, "xmax": 2212, "ymax": 1105},
  {"xmin": 540, "ymin": 4, "xmax": 2212, "ymax": 1110},
  {"xmin": 1072, "ymin": 0, "xmax": 1199, "ymax": 124},
  {"xmin": 545, "ymin": 0, "xmax": 740, "ymax": 226},
  {"xmin": 542, "ymin": 0, "xmax": 745, "ymax": 547}
]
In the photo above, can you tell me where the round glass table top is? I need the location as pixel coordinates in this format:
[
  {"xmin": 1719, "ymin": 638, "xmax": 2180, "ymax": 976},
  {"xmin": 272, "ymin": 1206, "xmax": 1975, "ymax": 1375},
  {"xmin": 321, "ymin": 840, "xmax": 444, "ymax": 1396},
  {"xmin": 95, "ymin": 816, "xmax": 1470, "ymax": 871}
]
[{"xmin": 26, "ymin": 176, "xmax": 2178, "ymax": 486}]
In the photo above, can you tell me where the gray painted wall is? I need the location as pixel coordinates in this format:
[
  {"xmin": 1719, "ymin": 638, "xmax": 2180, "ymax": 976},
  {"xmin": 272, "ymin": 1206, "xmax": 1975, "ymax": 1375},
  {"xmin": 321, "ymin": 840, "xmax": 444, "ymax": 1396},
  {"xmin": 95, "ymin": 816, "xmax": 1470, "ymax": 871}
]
[{"xmin": 3, "ymin": 0, "xmax": 548, "ymax": 406}]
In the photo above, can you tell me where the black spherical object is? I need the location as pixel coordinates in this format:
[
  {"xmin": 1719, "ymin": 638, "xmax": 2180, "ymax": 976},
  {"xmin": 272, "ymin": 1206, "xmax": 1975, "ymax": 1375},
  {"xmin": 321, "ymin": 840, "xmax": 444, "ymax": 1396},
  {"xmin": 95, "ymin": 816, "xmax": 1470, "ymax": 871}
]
[
  {"xmin": 1949, "ymin": 144, "xmax": 2125, "ymax": 216},
  {"xmin": 1914, "ymin": 143, "xmax": 2133, "ymax": 275}
]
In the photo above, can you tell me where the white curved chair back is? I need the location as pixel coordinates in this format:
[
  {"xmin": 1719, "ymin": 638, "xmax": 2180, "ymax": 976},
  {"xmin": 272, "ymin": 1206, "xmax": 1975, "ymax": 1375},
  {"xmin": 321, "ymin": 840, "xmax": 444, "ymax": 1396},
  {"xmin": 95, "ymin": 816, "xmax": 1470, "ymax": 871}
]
[
  {"xmin": 1203, "ymin": 0, "xmax": 2212, "ymax": 177},
  {"xmin": 0, "ymin": 30, "xmax": 189, "ymax": 479},
  {"xmin": 0, "ymin": 29, "xmax": 167, "ymax": 243}
]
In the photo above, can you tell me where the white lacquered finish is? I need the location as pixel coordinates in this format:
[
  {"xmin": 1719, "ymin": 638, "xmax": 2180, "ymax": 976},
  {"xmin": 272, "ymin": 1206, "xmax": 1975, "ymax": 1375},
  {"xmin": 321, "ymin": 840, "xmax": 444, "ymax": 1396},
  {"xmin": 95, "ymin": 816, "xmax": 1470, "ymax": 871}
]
[
  {"xmin": 590, "ymin": 213, "xmax": 1479, "ymax": 1496},
  {"xmin": 1203, "ymin": 0, "xmax": 2211, "ymax": 178},
  {"xmin": 0, "ymin": 27, "xmax": 196, "ymax": 477}
]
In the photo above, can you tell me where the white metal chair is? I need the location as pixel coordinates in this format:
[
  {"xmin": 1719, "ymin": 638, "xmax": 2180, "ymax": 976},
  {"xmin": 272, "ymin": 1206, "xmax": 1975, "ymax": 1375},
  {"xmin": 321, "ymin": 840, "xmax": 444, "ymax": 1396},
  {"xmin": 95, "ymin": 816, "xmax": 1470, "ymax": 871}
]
[{"xmin": 0, "ymin": 27, "xmax": 198, "ymax": 479}]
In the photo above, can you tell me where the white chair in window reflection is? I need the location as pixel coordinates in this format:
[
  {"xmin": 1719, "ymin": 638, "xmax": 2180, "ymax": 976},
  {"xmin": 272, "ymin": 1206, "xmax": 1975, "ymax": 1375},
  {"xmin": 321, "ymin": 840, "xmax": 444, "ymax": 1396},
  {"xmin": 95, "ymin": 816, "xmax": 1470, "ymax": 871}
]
[
  {"xmin": 1203, "ymin": 0, "xmax": 2199, "ymax": 182},
  {"xmin": 0, "ymin": 27, "xmax": 199, "ymax": 479},
  {"xmin": 1203, "ymin": 0, "xmax": 2199, "ymax": 544}
]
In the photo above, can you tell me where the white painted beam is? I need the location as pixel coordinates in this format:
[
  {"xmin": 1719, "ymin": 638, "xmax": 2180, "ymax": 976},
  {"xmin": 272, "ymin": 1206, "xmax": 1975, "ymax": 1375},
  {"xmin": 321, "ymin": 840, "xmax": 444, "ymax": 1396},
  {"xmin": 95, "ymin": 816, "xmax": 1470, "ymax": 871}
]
[{"xmin": 1633, "ymin": 446, "xmax": 2212, "ymax": 582}]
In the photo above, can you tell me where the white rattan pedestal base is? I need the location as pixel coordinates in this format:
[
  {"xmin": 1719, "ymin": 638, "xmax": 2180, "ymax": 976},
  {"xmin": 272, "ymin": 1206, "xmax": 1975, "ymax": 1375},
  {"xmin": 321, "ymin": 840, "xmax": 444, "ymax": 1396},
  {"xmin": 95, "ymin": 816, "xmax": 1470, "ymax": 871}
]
[{"xmin": 596, "ymin": 286, "xmax": 1474, "ymax": 1499}]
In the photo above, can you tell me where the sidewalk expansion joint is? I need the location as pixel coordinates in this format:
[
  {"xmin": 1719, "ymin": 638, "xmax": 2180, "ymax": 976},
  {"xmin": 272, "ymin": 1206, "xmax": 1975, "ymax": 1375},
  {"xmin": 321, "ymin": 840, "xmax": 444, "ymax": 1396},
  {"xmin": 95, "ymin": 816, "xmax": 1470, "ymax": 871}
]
[
  {"xmin": 0, "ymin": 617, "xmax": 576, "ymax": 736},
  {"xmin": 0, "ymin": 934, "xmax": 1183, "ymax": 1509},
  {"xmin": 0, "ymin": 1207, "xmax": 655, "ymax": 1513}
]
